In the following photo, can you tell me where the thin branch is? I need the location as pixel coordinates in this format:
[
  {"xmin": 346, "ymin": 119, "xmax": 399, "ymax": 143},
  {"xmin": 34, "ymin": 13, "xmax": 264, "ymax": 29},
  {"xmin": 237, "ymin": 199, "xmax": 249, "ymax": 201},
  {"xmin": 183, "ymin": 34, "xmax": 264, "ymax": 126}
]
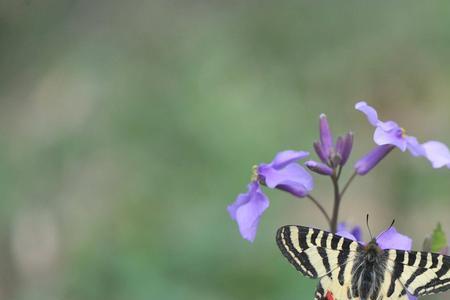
[
  {"xmin": 330, "ymin": 175, "xmax": 340, "ymax": 233},
  {"xmin": 336, "ymin": 165, "xmax": 343, "ymax": 180},
  {"xmin": 306, "ymin": 194, "xmax": 331, "ymax": 226}
]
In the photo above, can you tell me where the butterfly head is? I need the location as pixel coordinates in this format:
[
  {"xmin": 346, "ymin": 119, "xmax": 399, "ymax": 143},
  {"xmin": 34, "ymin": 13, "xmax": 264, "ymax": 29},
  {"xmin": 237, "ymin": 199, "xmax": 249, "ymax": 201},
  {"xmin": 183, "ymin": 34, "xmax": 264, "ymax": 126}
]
[{"xmin": 364, "ymin": 238, "xmax": 382, "ymax": 263}]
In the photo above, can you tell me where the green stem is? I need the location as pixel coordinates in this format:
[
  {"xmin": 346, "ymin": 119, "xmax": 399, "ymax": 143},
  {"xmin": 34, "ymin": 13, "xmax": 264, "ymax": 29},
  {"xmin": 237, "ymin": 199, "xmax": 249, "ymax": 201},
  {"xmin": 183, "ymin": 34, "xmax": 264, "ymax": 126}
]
[
  {"xmin": 330, "ymin": 175, "xmax": 340, "ymax": 233},
  {"xmin": 307, "ymin": 194, "xmax": 331, "ymax": 227}
]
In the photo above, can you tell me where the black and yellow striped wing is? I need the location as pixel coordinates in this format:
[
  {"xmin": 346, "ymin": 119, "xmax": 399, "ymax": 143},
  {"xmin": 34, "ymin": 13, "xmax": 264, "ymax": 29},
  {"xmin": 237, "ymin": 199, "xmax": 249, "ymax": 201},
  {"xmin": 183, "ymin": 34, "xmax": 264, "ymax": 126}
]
[
  {"xmin": 276, "ymin": 225, "xmax": 361, "ymax": 299},
  {"xmin": 382, "ymin": 249, "xmax": 450, "ymax": 297},
  {"xmin": 276, "ymin": 225, "xmax": 360, "ymax": 278},
  {"xmin": 276, "ymin": 225, "xmax": 450, "ymax": 300}
]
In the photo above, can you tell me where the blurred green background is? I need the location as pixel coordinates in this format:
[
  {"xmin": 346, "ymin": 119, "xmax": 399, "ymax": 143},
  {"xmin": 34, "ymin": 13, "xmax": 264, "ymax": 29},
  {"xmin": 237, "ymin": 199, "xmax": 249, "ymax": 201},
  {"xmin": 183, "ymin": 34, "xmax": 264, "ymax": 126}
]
[{"xmin": 0, "ymin": 1, "xmax": 449, "ymax": 299}]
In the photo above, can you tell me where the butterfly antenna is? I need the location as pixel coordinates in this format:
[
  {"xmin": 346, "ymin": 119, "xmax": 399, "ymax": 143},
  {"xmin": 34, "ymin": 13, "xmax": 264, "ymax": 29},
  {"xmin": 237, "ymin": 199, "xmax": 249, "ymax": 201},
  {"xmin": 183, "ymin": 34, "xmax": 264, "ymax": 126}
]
[
  {"xmin": 366, "ymin": 214, "xmax": 374, "ymax": 240},
  {"xmin": 376, "ymin": 219, "xmax": 396, "ymax": 239}
]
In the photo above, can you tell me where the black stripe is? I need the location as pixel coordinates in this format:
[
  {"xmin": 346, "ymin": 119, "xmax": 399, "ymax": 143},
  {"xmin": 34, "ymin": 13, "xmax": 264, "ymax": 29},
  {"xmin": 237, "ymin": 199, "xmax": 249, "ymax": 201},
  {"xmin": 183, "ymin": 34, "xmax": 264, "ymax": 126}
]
[
  {"xmin": 331, "ymin": 234, "xmax": 340, "ymax": 250},
  {"xmin": 276, "ymin": 227, "xmax": 309, "ymax": 277},
  {"xmin": 311, "ymin": 229, "xmax": 319, "ymax": 246},
  {"xmin": 337, "ymin": 249, "xmax": 349, "ymax": 285},
  {"xmin": 296, "ymin": 228, "xmax": 318, "ymax": 277},
  {"xmin": 342, "ymin": 238, "xmax": 352, "ymax": 250},
  {"xmin": 404, "ymin": 267, "xmax": 426, "ymax": 290},
  {"xmin": 407, "ymin": 251, "xmax": 416, "ymax": 266},
  {"xmin": 417, "ymin": 278, "xmax": 450, "ymax": 295},
  {"xmin": 387, "ymin": 251, "xmax": 404, "ymax": 297},
  {"xmin": 435, "ymin": 255, "xmax": 450, "ymax": 278},
  {"xmin": 317, "ymin": 247, "xmax": 331, "ymax": 276},
  {"xmin": 320, "ymin": 231, "xmax": 329, "ymax": 248},
  {"xmin": 418, "ymin": 252, "xmax": 427, "ymax": 268},
  {"xmin": 431, "ymin": 253, "xmax": 439, "ymax": 269},
  {"xmin": 297, "ymin": 227, "xmax": 308, "ymax": 250}
]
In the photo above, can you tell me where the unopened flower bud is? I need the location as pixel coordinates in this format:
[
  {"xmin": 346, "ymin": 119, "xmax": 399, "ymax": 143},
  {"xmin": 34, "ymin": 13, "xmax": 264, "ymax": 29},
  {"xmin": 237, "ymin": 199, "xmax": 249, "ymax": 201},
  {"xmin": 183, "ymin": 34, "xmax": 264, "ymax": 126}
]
[
  {"xmin": 354, "ymin": 145, "xmax": 394, "ymax": 175},
  {"xmin": 305, "ymin": 160, "xmax": 334, "ymax": 176},
  {"xmin": 319, "ymin": 114, "xmax": 333, "ymax": 157},
  {"xmin": 339, "ymin": 132, "xmax": 353, "ymax": 166},
  {"xmin": 313, "ymin": 141, "xmax": 328, "ymax": 164}
]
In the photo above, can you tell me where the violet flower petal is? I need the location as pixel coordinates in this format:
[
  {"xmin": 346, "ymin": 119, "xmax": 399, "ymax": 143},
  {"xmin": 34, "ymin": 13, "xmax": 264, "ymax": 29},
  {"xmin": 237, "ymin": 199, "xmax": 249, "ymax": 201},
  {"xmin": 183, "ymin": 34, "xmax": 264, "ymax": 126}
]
[
  {"xmin": 337, "ymin": 223, "xmax": 363, "ymax": 242},
  {"xmin": 355, "ymin": 101, "xmax": 380, "ymax": 126},
  {"xmin": 405, "ymin": 136, "xmax": 426, "ymax": 157},
  {"xmin": 270, "ymin": 150, "xmax": 309, "ymax": 169},
  {"xmin": 336, "ymin": 230, "xmax": 358, "ymax": 241},
  {"xmin": 259, "ymin": 163, "xmax": 313, "ymax": 197},
  {"xmin": 376, "ymin": 227, "xmax": 412, "ymax": 251},
  {"xmin": 422, "ymin": 141, "xmax": 450, "ymax": 168},
  {"xmin": 337, "ymin": 223, "xmax": 345, "ymax": 232},
  {"xmin": 227, "ymin": 181, "xmax": 269, "ymax": 242},
  {"xmin": 351, "ymin": 226, "xmax": 363, "ymax": 242},
  {"xmin": 377, "ymin": 120, "xmax": 400, "ymax": 132},
  {"xmin": 373, "ymin": 126, "xmax": 407, "ymax": 151}
]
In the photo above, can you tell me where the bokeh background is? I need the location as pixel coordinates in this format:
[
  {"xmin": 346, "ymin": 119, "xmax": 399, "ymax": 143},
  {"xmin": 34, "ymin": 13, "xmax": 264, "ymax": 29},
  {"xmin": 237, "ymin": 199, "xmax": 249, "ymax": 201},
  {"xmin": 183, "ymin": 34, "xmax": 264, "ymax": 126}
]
[{"xmin": 0, "ymin": 1, "xmax": 449, "ymax": 299}]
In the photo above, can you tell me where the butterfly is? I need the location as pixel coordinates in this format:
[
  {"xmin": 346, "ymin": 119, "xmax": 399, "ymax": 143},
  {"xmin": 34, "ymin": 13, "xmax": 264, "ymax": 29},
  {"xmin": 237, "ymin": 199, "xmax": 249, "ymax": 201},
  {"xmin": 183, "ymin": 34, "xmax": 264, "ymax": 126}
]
[{"xmin": 276, "ymin": 225, "xmax": 450, "ymax": 300}]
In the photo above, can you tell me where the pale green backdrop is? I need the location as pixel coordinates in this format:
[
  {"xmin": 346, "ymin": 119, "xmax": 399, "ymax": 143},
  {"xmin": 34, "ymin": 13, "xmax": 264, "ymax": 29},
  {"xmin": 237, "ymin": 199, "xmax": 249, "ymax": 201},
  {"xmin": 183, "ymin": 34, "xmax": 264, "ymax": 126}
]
[{"xmin": 0, "ymin": 1, "xmax": 449, "ymax": 299}]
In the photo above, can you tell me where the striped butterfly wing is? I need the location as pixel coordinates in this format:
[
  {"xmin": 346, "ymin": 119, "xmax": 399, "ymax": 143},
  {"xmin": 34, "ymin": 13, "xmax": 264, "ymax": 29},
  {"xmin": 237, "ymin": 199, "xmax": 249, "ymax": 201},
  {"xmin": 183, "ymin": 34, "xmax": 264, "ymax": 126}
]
[
  {"xmin": 276, "ymin": 226, "xmax": 361, "ymax": 299},
  {"xmin": 382, "ymin": 249, "xmax": 450, "ymax": 298}
]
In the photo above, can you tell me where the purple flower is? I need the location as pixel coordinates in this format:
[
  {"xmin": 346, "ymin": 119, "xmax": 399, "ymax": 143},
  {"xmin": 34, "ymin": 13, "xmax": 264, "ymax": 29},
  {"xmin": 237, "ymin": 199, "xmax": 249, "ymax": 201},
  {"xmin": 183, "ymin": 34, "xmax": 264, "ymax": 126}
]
[
  {"xmin": 227, "ymin": 181, "xmax": 269, "ymax": 242},
  {"xmin": 311, "ymin": 114, "xmax": 354, "ymax": 174},
  {"xmin": 337, "ymin": 224, "xmax": 413, "ymax": 250},
  {"xmin": 257, "ymin": 150, "xmax": 313, "ymax": 197},
  {"xmin": 376, "ymin": 227, "xmax": 413, "ymax": 251},
  {"xmin": 355, "ymin": 101, "xmax": 450, "ymax": 170},
  {"xmin": 336, "ymin": 223, "xmax": 363, "ymax": 242},
  {"xmin": 228, "ymin": 150, "xmax": 313, "ymax": 242}
]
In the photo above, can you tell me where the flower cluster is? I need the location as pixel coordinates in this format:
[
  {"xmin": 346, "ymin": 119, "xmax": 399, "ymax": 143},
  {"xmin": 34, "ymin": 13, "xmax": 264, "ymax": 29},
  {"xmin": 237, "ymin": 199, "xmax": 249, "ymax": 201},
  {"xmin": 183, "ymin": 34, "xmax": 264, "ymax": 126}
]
[
  {"xmin": 306, "ymin": 114, "xmax": 353, "ymax": 176},
  {"xmin": 354, "ymin": 102, "xmax": 450, "ymax": 174},
  {"xmin": 228, "ymin": 101, "xmax": 450, "ymax": 242}
]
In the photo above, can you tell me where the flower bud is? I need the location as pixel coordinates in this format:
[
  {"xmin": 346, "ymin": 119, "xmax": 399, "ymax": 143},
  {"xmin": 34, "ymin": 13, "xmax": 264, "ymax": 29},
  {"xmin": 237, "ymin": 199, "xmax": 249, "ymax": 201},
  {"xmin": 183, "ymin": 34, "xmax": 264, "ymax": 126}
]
[
  {"xmin": 336, "ymin": 136, "xmax": 344, "ymax": 156},
  {"xmin": 319, "ymin": 114, "xmax": 333, "ymax": 157},
  {"xmin": 313, "ymin": 141, "xmax": 328, "ymax": 164},
  {"xmin": 305, "ymin": 160, "xmax": 334, "ymax": 176},
  {"xmin": 354, "ymin": 145, "xmax": 394, "ymax": 175},
  {"xmin": 339, "ymin": 132, "xmax": 353, "ymax": 166},
  {"xmin": 329, "ymin": 149, "xmax": 341, "ymax": 167}
]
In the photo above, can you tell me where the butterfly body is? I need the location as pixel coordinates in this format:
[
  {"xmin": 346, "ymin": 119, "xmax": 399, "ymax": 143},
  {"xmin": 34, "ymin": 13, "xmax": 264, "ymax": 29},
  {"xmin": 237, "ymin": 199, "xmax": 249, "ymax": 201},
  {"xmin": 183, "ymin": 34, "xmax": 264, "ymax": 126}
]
[
  {"xmin": 351, "ymin": 240, "xmax": 387, "ymax": 299},
  {"xmin": 276, "ymin": 225, "xmax": 450, "ymax": 300}
]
